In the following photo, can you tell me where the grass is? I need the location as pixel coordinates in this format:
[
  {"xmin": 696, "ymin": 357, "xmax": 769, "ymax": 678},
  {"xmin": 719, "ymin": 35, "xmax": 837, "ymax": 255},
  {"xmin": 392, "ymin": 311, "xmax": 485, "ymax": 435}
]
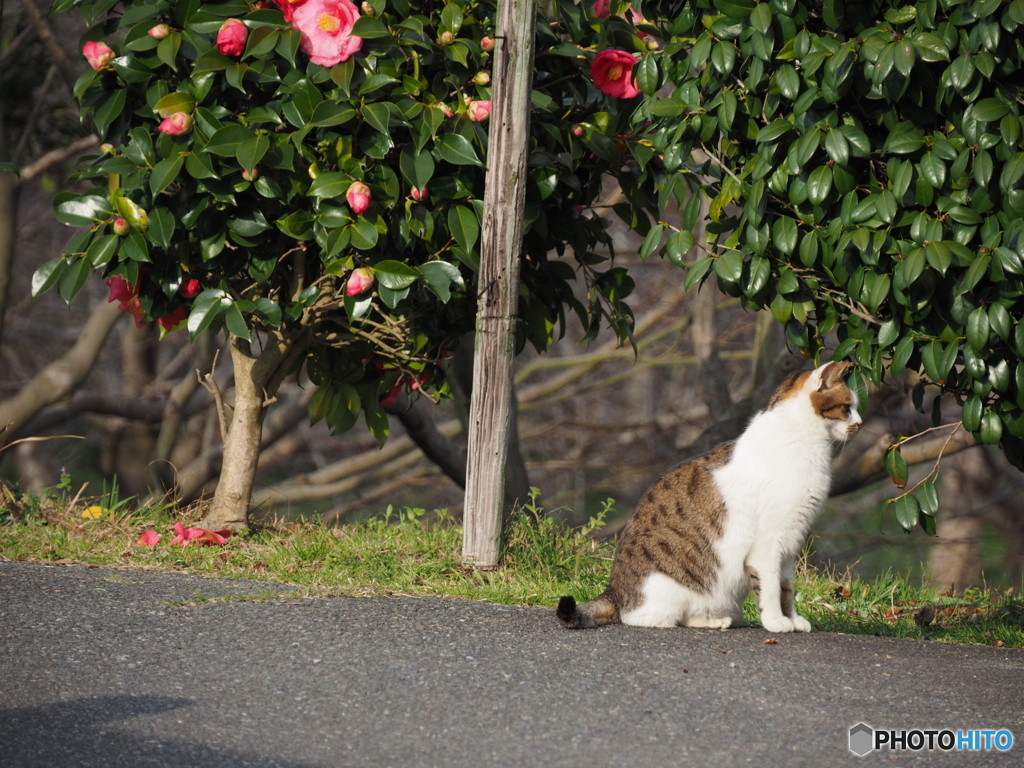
[{"xmin": 1, "ymin": 483, "xmax": 1021, "ymax": 648}]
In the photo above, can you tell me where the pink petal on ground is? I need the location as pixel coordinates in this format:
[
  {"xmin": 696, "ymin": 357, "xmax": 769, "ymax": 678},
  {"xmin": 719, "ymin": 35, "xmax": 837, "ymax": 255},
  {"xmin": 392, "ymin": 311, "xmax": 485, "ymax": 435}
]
[{"xmin": 135, "ymin": 530, "xmax": 161, "ymax": 546}]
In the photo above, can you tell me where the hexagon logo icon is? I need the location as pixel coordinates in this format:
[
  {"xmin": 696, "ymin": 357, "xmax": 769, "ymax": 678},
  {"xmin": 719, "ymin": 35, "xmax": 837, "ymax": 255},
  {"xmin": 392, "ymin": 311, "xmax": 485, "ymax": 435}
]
[{"xmin": 849, "ymin": 723, "xmax": 874, "ymax": 756}]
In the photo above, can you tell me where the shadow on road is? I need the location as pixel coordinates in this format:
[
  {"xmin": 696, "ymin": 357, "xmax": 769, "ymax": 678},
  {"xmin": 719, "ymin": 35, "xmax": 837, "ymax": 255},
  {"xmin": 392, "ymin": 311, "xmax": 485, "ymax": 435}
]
[{"xmin": 0, "ymin": 694, "xmax": 315, "ymax": 768}]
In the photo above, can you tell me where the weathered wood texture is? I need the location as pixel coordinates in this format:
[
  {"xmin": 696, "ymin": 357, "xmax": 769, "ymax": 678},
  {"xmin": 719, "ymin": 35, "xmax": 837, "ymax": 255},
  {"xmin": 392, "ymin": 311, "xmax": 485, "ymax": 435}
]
[{"xmin": 462, "ymin": 0, "xmax": 536, "ymax": 569}]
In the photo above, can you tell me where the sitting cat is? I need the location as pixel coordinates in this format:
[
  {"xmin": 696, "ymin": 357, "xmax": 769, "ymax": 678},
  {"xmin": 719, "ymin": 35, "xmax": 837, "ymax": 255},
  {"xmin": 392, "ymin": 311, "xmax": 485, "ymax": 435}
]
[{"xmin": 557, "ymin": 361, "xmax": 861, "ymax": 633}]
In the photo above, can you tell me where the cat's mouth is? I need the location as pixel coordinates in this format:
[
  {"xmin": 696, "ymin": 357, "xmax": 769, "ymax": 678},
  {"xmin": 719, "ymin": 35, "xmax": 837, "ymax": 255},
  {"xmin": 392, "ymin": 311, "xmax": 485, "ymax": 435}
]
[{"xmin": 846, "ymin": 423, "xmax": 861, "ymax": 435}]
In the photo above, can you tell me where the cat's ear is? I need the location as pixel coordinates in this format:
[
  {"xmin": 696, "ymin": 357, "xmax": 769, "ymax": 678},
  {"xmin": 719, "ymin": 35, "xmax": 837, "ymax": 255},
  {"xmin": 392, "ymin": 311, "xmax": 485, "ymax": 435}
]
[{"xmin": 810, "ymin": 361, "xmax": 852, "ymax": 391}]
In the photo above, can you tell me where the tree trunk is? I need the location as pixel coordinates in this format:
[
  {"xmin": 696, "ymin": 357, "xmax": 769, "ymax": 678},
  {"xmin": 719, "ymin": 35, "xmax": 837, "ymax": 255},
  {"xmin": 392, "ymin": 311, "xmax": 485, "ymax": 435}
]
[
  {"xmin": 0, "ymin": 170, "xmax": 18, "ymax": 348},
  {"xmin": 196, "ymin": 331, "xmax": 307, "ymax": 530},
  {"xmin": 461, "ymin": 0, "xmax": 535, "ymax": 570},
  {"xmin": 198, "ymin": 338, "xmax": 267, "ymax": 530}
]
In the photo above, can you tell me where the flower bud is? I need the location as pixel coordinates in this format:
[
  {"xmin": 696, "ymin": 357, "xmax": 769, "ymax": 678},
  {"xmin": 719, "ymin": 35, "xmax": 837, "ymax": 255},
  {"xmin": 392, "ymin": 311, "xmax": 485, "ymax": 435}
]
[
  {"xmin": 100, "ymin": 143, "xmax": 116, "ymax": 155},
  {"xmin": 180, "ymin": 278, "xmax": 201, "ymax": 298},
  {"xmin": 82, "ymin": 41, "xmax": 114, "ymax": 70},
  {"xmin": 480, "ymin": 35, "xmax": 495, "ymax": 52},
  {"xmin": 439, "ymin": 31, "xmax": 455, "ymax": 45},
  {"xmin": 361, "ymin": 1, "xmax": 375, "ymax": 15},
  {"xmin": 216, "ymin": 19, "xmax": 249, "ymax": 57},
  {"xmin": 346, "ymin": 182, "xmax": 372, "ymax": 215},
  {"xmin": 411, "ymin": 186, "xmax": 428, "ymax": 202},
  {"xmin": 148, "ymin": 24, "xmax": 171, "ymax": 40},
  {"xmin": 112, "ymin": 217, "xmax": 129, "ymax": 236},
  {"xmin": 646, "ymin": 38, "xmax": 660, "ymax": 51},
  {"xmin": 472, "ymin": 71, "xmax": 491, "ymax": 86},
  {"xmin": 433, "ymin": 102, "xmax": 454, "ymax": 118},
  {"xmin": 346, "ymin": 267, "xmax": 375, "ymax": 296},
  {"xmin": 242, "ymin": 167, "xmax": 259, "ymax": 182},
  {"xmin": 572, "ymin": 125, "xmax": 584, "ymax": 137},
  {"xmin": 158, "ymin": 112, "xmax": 192, "ymax": 136},
  {"xmin": 466, "ymin": 99, "xmax": 492, "ymax": 122}
]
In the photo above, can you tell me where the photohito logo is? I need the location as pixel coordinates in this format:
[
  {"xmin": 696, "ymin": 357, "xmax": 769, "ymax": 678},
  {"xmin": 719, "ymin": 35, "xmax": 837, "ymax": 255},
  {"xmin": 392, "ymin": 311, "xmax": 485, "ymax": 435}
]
[{"xmin": 849, "ymin": 723, "xmax": 1015, "ymax": 756}]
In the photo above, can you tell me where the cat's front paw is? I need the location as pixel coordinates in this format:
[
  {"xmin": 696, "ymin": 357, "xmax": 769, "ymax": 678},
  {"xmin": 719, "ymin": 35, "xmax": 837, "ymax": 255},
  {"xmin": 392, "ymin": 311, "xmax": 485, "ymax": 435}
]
[
  {"xmin": 761, "ymin": 614, "xmax": 794, "ymax": 633},
  {"xmin": 791, "ymin": 614, "xmax": 812, "ymax": 633}
]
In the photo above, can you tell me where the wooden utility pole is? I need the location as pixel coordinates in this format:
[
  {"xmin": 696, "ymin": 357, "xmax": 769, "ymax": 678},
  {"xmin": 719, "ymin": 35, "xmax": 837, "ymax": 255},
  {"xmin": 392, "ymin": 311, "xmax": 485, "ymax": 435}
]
[{"xmin": 461, "ymin": 0, "xmax": 536, "ymax": 569}]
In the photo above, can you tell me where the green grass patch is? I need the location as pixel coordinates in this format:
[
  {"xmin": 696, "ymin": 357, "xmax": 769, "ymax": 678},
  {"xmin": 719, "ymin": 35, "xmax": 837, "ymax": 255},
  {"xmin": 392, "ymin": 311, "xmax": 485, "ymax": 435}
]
[{"xmin": 1, "ymin": 485, "xmax": 1021, "ymax": 648}]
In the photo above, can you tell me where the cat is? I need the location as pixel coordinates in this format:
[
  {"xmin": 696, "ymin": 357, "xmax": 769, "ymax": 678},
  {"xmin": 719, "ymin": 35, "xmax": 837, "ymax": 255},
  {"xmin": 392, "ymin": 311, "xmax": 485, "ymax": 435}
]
[{"xmin": 557, "ymin": 360, "xmax": 861, "ymax": 633}]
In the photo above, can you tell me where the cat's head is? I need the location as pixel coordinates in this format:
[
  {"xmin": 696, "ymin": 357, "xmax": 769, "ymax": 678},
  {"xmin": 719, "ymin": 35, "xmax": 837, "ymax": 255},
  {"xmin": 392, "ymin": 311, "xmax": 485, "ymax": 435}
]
[{"xmin": 769, "ymin": 361, "xmax": 863, "ymax": 442}]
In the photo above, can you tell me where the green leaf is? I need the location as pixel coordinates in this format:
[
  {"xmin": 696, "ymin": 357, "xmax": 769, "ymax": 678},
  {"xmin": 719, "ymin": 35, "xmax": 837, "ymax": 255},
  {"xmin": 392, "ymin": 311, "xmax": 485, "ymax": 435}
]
[
  {"xmin": 236, "ymin": 134, "xmax": 270, "ymax": 173},
  {"xmin": 807, "ymin": 165, "xmax": 833, "ymax": 205},
  {"xmin": 447, "ymin": 205, "xmax": 480, "ymax": 251},
  {"xmin": 308, "ymin": 172, "xmax": 351, "ymax": 200},
  {"xmin": 967, "ymin": 307, "xmax": 990, "ymax": 353},
  {"xmin": 149, "ymin": 154, "xmax": 184, "ymax": 196},
  {"xmin": 890, "ymin": 495, "xmax": 920, "ymax": 532},
  {"xmin": 714, "ymin": 251, "xmax": 743, "ymax": 283},
  {"xmin": 989, "ymin": 303, "xmax": 1012, "ymax": 340},
  {"xmin": 437, "ymin": 134, "xmax": 482, "ymax": 166},
  {"xmin": 973, "ymin": 97, "xmax": 1010, "ymax": 123},
  {"xmin": 148, "ymin": 208, "xmax": 176, "ymax": 250},
  {"xmin": 349, "ymin": 218, "xmax": 379, "ymax": 250},
  {"xmin": 223, "ymin": 301, "xmax": 252, "ymax": 342},
  {"xmin": 55, "ymin": 194, "xmax": 112, "ymax": 227},
  {"xmin": 916, "ymin": 480, "xmax": 939, "ymax": 516},
  {"xmin": 373, "ymin": 259, "xmax": 420, "ymax": 290},
  {"xmin": 962, "ymin": 394, "xmax": 983, "ymax": 432},
  {"xmin": 890, "ymin": 335, "xmax": 915, "ymax": 376},
  {"xmin": 32, "ymin": 257, "xmax": 67, "ymax": 298},
  {"xmin": 884, "ymin": 446, "xmax": 909, "ymax": 488},
  {"xmin": 187, "ymin": 289, "xmax": 231, "ymax": 339},
  {"xmin": 87, "ymin": 234, "xmax": 119, "ymax": 267},
  {"xmin": 152, "ymin": 92, "xmax": 195, "ymax": 119},
  {"xmin": 638, "ymin": 224, "xmax": 664, "ymax": 262},
  {"xmin": 980, "ymin": 410, "xmax": 1003, "ymax": 444},
  {"xmin": 635, "ymin": 55, "xmax": 659, "ymax": 95},
  {"xmin": 419, "ymin": 261, "xmax": 463, "ymax": 302},
  {"xmin": 58, "ymin": 256, "xmax": 92, "ymax": 305},
  {"xmin": 204, "ymin": 124, "xmax": 256, "ymax": 156}
]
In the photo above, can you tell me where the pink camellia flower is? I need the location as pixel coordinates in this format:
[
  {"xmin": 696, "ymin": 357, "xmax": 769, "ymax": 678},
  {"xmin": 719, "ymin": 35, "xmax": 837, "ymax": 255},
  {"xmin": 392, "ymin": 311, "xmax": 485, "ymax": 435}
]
[
  {"xmin": 591, "ymin": 49, "xmax": 640, "ymax": 99},
  {"xmin": 170, "ymin": 521, "xmax": 233, "ymax": 546},
  {"xmin": 410, "ymin": 186, "xmax": 428, "ymax": 202},
  {"xmin": 136, "ymin": 530, "xmax": 161, "ymax": 546},
  {"xmin": 346, "ymin": 181, "xmax": 371, "ymax": 214},
  {"xmin": 346, "ymin": 267, "xmax": 375, "ymax": 296},
  {"xmin": 292, "ymin": 0, "xmax": 363, "ymax": 67},
  {"xmin": 216, "ymin": 19, "xmax": 249, "ymax": 57},
  {"xmin": 271, "ymin": 0, "xmax": 308, "ymax": 23},
  {"xmin": 157, "ymin": 305, "xmax": 187, "ymax": 332},
  {"xmin": 180, "ymin": 278, "xmax": 201, "ymax": 298},
  {"xmin": 593, "ymin": 0, "xmax": 611, "ymax": 17},
  {"xmin": 158, "ymin": 112, "xmax": 192, "ymax": 135},
  {"xmin": 83, "ymin": 41, "xmax": 114, "ymax": 70},
  {"xmin": 148, "ymin": 24, "xmax": 171, "ymax": 40},
  {"xmin": 467, "ymin": 99, "xmax": 491, "ymax": 122},
  {"xmin": 105, "ymin": 272, "xmax": 150, "ymax": 327}
]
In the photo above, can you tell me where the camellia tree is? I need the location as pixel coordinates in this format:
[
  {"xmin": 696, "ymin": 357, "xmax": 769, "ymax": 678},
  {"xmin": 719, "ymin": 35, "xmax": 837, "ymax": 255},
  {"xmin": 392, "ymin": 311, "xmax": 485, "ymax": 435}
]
[
  {"xmin": 625, "ymin": 0, "xmax": 1024, "ymax": 532},
  {"xmin": 41, "ymin": 0, "xmax": 686, "ymax": 530}
]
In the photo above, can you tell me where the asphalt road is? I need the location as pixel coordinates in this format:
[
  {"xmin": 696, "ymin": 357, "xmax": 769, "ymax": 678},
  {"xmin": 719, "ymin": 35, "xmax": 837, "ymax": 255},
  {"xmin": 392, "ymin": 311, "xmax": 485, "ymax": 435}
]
[{"xmin": 1, "ymin": 561, "xmax": 1021, "ymax": 767}]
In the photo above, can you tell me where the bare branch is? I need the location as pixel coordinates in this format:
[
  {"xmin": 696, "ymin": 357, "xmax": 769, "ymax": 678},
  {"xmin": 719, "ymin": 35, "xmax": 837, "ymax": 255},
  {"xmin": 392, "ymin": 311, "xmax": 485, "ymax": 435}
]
[
  {"xmin": 18, "ymin": 0, "xmax": 81, "ymax": 91},
  {"xmin": 19, "ymin": 135, "xmax": 100, "ymax": 183},
  {"xmin": 196, "ymin": 349, "xmax": 230, "ymax": 442}
]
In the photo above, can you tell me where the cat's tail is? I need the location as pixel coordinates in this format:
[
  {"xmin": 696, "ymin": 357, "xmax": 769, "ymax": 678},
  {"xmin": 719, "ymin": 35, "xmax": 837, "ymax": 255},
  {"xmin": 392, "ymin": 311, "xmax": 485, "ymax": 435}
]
[{"xmin": 556, "ymin": 594, "xmax": 620, "ymax": 629}]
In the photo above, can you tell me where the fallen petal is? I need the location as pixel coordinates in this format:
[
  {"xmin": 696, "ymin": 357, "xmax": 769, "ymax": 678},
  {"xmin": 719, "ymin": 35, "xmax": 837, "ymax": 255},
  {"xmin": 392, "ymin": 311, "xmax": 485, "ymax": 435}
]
[{"xmin": 135, "ymin": 530, "xmax": 161, "ymax": 546}]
